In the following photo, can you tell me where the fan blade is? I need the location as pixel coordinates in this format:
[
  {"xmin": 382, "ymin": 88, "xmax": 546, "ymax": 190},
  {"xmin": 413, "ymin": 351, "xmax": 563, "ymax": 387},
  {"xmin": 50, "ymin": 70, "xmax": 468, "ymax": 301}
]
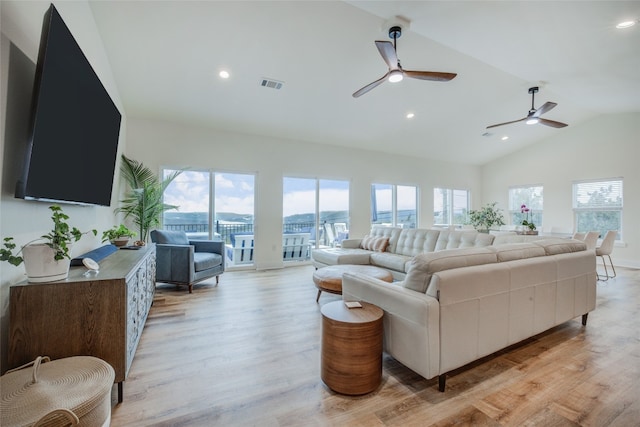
[
  {"xmin": 352, "ymin": 72, "xmax": 390, "ymax": 98},
  {"xmin": 538, "ymin": 118, "xmax": 568, "ymax": 128},
  {"xmin": 486, "ymin": 117, "xmax": 527, "ymax": 129},
  {"xmin": 375, "ymin": 41, "xmax": 399, "ymax": 69},
  {"xmin": 532, "ymin": 101, "xmax": 557, "ymax": 117},
  {"xmin": 404, "ymin": 70, "xmax": 457, "ymax": 82}
]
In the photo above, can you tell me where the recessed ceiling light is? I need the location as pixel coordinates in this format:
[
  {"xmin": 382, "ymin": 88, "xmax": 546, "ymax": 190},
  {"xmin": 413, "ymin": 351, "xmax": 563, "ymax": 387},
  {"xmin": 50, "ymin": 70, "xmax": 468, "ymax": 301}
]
[
  {"xmin": 616, "ymin": 20, "xmax": 637, "ymax": 29},
  {"xmin": 406, "ymin": 113, "xmax": 415, "ymax": 119},
  {"xmin": 219, "ymin": 70, "xmax": 230, "ymax": 79},
  {"xmin": 501, "ymin": 136, "xmax": 509, "ymax": 141}
]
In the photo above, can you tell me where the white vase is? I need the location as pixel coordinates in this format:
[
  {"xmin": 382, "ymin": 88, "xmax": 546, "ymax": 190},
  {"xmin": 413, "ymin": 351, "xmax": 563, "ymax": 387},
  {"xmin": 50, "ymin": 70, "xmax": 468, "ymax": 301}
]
[{"xmin": 22, "ymin": 243, "xmax": 71, "ymax": 283}]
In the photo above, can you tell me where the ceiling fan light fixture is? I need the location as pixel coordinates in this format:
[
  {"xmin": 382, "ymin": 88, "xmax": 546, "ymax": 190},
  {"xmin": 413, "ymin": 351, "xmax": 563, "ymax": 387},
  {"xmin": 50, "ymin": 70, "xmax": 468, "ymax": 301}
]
[
  {"xmin": 526, "ymin": 118, "xmax": 539, "ymax": 125},
  {"xmin": 388, "ymin": 70, "xmax": 403, "ymax": 83}
]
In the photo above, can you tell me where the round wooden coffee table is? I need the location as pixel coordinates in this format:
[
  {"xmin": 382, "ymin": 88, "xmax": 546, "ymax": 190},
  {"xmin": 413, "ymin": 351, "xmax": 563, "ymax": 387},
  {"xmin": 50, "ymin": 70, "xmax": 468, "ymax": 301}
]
[
  {"xmin": 313, "ymin": 265, "xmax": 393, "ymax": 302},
  {"xmin": 320, "ymin": 300, "xmax": 383, "ymax": 395}
]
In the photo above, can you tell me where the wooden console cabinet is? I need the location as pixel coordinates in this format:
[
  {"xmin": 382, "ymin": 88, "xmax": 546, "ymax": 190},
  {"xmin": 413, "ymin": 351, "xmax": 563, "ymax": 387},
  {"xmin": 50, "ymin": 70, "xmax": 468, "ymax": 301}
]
[{"xmin": 8, "ymin": 244, "xmax": 156, "ymax": 402}]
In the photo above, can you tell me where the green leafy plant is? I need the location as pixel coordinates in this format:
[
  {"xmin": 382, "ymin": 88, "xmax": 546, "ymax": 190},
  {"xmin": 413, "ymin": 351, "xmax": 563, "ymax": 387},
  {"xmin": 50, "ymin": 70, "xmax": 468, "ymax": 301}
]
[
  {"xmin": 102, "ymin": 224, "xmax": 137, "ymax": 243},
  {"xmin": 115, "ymin": 155, "xmax": 182, "ymax": 244},
  {"xmin": 467, "ymin": 202, "xmax": 506, "ymax": 231},
  {"xmin": 0, "ymin": 205, "xmax": 97, "ymax": 266}
]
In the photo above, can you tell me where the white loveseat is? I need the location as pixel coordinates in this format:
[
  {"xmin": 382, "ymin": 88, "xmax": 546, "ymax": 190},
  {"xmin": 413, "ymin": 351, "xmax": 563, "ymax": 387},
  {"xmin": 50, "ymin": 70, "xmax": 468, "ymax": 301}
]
[
  {"xmin": 312, "ymin": 226, "xmax": 495, "ymax": 280},
  {"xmin": 341, "ymin": 239, "xmax": 597, "ymax": 391}
]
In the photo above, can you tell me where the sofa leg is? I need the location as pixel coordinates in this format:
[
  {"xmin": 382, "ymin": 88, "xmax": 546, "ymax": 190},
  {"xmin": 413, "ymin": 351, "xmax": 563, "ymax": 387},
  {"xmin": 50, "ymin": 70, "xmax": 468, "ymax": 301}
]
[
  {"xmin": 216, "ymin": 275, "xmax": 219, "ymax": 284},
  {"xmin": 438, "ymin": 374, "xmax": 446, "ymax": 392},
  {"xmin": 582, "ymin": 313, "xmax": 588, "ymax": 326},
  {"xmin": 188, "ymin": 284, "xmax": 193, "ymax": 294}
]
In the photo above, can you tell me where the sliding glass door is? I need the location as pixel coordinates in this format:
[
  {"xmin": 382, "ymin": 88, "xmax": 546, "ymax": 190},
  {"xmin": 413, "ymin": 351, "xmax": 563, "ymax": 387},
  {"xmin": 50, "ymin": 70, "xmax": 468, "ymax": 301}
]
[
  {"xmin": 163, "ymin": 169, "xmax": 255, "ymax": 267},
  {"xmin": 284, "ymin": 177, "xmax": 349, "ymax": 250}
]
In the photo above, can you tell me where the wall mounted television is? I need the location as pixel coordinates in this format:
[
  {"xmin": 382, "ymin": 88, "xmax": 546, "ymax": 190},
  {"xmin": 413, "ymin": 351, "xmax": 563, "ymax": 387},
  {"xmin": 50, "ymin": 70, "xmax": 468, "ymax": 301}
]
[{"xmin": 15, "ymin": 3, "xmax": 121, "ymax": 207}]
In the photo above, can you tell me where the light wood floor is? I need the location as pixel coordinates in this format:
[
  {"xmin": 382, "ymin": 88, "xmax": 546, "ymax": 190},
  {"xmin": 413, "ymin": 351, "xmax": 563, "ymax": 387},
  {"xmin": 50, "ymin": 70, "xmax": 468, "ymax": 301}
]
[{"xmin": 110, "ymin": 264, "xmax": 640, "ymax": 426}]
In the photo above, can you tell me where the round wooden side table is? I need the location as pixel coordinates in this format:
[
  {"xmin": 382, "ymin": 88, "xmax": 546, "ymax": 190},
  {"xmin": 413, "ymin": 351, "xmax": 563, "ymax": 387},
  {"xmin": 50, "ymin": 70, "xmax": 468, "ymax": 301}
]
[{"xmin": 320, "ymin": 300, "xmax": 383, "ymax": 395}]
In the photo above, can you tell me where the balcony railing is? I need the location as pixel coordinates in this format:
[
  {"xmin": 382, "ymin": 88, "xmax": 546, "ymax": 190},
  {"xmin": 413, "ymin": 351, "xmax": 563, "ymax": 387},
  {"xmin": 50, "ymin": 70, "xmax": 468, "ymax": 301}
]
[{"xmin": 165, "ymin": 221, "xmax": 319, "ymax": 244}]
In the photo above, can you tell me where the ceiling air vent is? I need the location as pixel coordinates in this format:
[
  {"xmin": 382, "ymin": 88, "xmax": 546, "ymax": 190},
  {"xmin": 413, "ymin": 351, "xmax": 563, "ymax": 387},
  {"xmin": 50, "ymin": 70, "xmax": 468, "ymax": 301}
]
[{"xmin": 260, "ymin": 78, "xmax": 284, "ymax": 90}]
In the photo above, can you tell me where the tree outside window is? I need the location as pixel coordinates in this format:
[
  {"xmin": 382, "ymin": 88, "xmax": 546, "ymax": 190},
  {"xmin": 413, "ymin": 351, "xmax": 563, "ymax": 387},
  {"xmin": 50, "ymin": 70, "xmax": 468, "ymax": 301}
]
[{"xmin": 573, "ymin": 178, "xmax": 622, "ymax": 240}]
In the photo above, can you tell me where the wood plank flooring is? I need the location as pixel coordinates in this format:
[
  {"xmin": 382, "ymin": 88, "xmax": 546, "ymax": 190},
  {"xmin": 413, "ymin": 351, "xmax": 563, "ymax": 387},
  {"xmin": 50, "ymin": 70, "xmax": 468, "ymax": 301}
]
[{"xmin": 110, "ymin": 265, "xmax": 640, "ymax": 426}]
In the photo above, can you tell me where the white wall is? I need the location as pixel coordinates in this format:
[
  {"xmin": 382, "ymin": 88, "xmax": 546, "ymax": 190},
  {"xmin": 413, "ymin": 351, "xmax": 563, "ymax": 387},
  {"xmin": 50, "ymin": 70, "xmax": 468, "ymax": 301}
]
[
  {"xmin": 126, "ymin": 117, "xmax": 482, "ymax": 269},
  {"xmin": 0, "ymin": 1, "xmax": 126, "ymax": 373},
  {"xmin": 482, "ymin": 112, "xmax": 640, "ymax": 268}
]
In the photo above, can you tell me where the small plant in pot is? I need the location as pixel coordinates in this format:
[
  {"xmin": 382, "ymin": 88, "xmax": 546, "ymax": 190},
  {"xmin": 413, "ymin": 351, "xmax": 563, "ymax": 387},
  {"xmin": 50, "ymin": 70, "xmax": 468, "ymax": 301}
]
[
  {"xmin": 0, "ymin": 205, "xmax": 97, "ymax": 282},
  {"xmin": 102, "ymin": 224, "xmax": 136, "ymax": 247},
  {"xmin": 467, "ymin": 202, "xmax": 506, "ymax": 232}
]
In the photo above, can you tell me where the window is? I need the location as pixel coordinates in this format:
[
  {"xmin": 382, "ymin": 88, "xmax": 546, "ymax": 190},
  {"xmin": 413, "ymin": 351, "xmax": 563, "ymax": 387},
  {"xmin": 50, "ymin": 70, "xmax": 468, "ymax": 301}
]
[
  {"xmin": 509, "ymin": 185, "xmax": 543, "ymax": 227},
  {"xmin": 283, "ymin": 177, "xmax": 349, "ymax": 249},
  {"xmin": 573, "ymin": 178, "xmax": 623, "ymax": 240},
  {"xmin": 434, "ymin": 188, "xmax": 469, "ymax": 226},
  {"xmin": 163, "ymin": 169, "xmax": 255, "ymax": 266},
  {"xmin": 163, "ymin": 169, "xmax": 211, "ymax": 239},
  {"xmin": 371, "ymin": 183, "xmax": 417, "ymax": 228}
]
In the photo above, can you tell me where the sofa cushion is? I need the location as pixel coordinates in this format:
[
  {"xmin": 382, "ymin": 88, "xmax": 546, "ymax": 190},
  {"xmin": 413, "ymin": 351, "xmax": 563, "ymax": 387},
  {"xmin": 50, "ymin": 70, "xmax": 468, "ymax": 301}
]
[
  {"xmin": 403, "ymin": 247, "xmax": 497, "ymax": 293},
  {"xmin": 152, "ymin": 230, "xmax": 190, "ymax": 245},
  {"xmin": 488, "ymin": 243, "xmax": 546, "ymax": 262},
  {"xmin": 368, "ymin": 226, "xmax": 403, "ymax": 253},
  {"xmin": 434, "ymin": 231, "xmax": 495, "ymax": 251},
  {"xmin": 360, "ymin": 236, "xmax": 390, "ymax": 252},
  {"xmin": 533, "ymin": 238, "xmax": 587, "ymax": 255},
  {"xmin": 369, "ymin": 252, "xmax": 412, "ymax": 273},
  {"xmin": 194, "ymin": 252, "xmax": 223, "ymax": 271},
  {"xmin": 311, "ymin": 248, "xmax": 371, "ymax": 265},
  {"xmin": 492, "ymin": 234, "xmax": 545, "ymax": 245},
  {"xmin": 394, "ymin": 228, "xmax": 440, "ymax": 256}
]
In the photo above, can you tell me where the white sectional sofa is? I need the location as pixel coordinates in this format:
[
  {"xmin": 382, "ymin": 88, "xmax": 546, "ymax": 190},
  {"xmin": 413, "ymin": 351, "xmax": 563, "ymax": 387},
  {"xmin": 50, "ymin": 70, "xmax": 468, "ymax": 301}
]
[
  {"xmin": 341, "ymin": 238, "xmax": 597, "ymax": 391},
  {"xmin": 312, "ymin": 226, "xmax": 495, "ymax": 280}
]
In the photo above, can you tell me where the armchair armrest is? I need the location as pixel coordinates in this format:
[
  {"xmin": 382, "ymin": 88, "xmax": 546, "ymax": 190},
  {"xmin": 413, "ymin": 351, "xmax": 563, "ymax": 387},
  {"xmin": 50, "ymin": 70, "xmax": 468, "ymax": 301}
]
[{"xmin": 155, "ymin": 244, "xmax": 195, "ymax": 283}]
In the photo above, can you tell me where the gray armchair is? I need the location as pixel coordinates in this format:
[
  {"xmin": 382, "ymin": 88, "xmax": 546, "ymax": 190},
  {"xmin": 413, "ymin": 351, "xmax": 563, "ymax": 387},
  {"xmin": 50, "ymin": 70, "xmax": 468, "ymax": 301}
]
[{"xmin": 150, "ymin": 230, "xmax": 225, "ymax": 293}]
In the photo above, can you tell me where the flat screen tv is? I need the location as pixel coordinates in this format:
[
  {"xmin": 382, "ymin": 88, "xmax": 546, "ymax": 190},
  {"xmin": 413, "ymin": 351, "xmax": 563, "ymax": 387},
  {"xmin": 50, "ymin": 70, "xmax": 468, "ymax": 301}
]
[{"xmin": 15, "ymin": 4, "xmax": 121, "ymax": 207}]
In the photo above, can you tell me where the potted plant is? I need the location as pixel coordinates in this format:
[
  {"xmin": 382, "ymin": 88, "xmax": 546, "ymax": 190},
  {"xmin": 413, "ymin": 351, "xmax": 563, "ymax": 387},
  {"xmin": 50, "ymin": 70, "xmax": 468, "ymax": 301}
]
[
  {"xmin": 467, "ymin": 202, "xmax": 506, "ymax": 232},
  {"xmin": 102, "ymin": 224, "xmax": 137, "ymax": 247},
  {"xmin": 518, "ymin": 204, "xmax": 538, "ymax": 235},
  {"xmin": 115, "ymin": 155, "xmax": 182, "ymax": 246},
  {"xmin": 1, "ymin": 205, "xmax": 97, "ymax": 282}
]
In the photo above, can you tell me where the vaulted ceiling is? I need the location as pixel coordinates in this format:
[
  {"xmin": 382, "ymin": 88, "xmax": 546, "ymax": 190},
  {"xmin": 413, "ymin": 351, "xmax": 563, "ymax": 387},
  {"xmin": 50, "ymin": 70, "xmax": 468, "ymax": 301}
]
[{"xmin": 87, "ymin": 1, "xmax": 640, "ymax": 165}]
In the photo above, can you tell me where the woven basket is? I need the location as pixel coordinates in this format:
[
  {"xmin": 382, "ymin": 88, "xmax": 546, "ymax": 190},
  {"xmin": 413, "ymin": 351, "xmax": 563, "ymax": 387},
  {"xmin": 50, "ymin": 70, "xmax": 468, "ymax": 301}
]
[{"xmin": 1, "ymin": 356, "xmax": 114, "ymax": 427}]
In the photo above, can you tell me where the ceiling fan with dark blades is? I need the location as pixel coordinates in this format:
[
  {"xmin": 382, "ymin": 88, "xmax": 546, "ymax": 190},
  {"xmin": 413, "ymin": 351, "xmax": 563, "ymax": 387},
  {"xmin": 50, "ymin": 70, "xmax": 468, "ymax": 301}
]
[
  {"xmin": 352, "ymin": 26, "xmax": 457, "ymax": 98},
  {"xmin": 486, "ymin": 86, "xmax": 568, "ymax": 129}
]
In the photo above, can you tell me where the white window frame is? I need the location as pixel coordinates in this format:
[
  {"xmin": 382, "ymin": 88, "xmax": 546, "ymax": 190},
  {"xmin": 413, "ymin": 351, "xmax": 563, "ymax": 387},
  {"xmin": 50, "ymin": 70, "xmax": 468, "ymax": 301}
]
[
  {"xmin": 572, "ymin": 177, "xmax": 623, "ymax": 240},
  {"xmin": 508, "ymin": 185, "xmax": 543, "ymax": 228},
  {"xmin": 371, "ymin": 183, "xmax": 418, "ymax": 228},
  {"xmin": 433, "ymin": 188, "xmax": 470, "ymax": 226}
]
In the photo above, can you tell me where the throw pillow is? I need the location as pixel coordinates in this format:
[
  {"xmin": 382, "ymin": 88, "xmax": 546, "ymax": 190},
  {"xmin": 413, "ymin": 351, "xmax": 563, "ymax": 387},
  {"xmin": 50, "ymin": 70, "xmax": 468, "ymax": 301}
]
[{"xmin": 360, "ymin": 236, "xmax": 389, "ymax": 252}]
